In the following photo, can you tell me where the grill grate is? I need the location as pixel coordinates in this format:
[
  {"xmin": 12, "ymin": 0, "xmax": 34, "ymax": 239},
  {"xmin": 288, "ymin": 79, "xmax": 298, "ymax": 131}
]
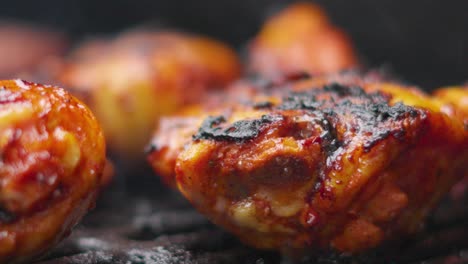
[{"xmin": 35, "ymin": 171, "xmax": 468, "ymax": 264}]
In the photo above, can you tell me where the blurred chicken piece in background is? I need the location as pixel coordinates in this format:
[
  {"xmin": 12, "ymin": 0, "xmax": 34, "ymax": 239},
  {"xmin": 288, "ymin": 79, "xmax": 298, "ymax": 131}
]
[
  {"xmin": 0, "ymin": 22, "xmax": 68, "ymax": 78},
  {"xmin": 248, "ymin": 2, "xmax": 358, "ymax": 77},
  {"xmin": 59, "ymin": 30, "xmax": 241, "ymax": 161}
]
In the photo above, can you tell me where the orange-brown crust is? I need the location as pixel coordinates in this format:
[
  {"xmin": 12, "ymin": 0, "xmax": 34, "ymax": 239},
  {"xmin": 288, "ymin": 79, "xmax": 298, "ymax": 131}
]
[
  {"xmin": 433, "ymin": 85, "xmax": 468, "ymax": 199},
  {"xmin": 0, "ymin": 80, "xmax": 106, "ymax": 263},
  {"xmin": 59, "ymin": 31, "xmax": 241, "ymax": 158},
  {"xmin": 248, "ymin": 2, "xmax": 358, "ymax": 76},
  {"xmin": 433, "ymin": 85, "xmax": 468, "ymax": 127},
  {"xmin": 148, "ymin": 75, "xmax": 467, "ymax": 255}
]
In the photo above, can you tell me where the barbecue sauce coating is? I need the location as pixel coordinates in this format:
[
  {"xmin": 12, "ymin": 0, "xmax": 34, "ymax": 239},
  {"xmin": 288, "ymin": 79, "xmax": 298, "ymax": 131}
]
[
  {"xmin": 149, "ymin": 75, "xmax": 468, "ymax": 255},
  {"xmin": 0, "ymin": 80, "xmax": 105, "ymax": 263},
  {"xmin": 248, "ymin": 2, "xmax": 358, "ymax": 76}
]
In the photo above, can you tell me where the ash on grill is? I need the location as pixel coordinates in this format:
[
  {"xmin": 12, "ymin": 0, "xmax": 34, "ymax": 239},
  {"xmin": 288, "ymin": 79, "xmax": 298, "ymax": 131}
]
[{"xmin": 35, "ymin": 168, "xmax": 468, "ymax": 264}]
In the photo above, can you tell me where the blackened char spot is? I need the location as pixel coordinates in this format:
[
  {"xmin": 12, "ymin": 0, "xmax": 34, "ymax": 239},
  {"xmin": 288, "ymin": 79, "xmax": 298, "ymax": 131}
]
[
  {"xmin": 278, "ymin": 83, "xmax": 372, "ymax": 111},
  {"xmin": 365, "ymin": 102, "xmax": 418, "ymax": 121},
  {"xmin": 194, "ymin": 115, "xmax": 282, "ymax": 142},
  {"xmin": 193, "ymin": 116, "xmax": 226, "ymax": 141},
  {"xmin": 278, "ymin": 83, "xmax": 422, "ymax": 153},
  {"xmin": 313, "ymin": 112, "xmax": 341, "ymax": 154},
  {"xmin": 351, "ymin": 102, "xmax": 419, "ymax": 152},
  {"xmin": 279, "ymin": 92, "xmax": 322, "ymax": 110}
]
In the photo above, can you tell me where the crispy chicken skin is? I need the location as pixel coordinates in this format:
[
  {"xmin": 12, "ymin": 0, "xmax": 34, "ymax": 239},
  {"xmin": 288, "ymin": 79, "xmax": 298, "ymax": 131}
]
[
  {"xmin": 59, "ymin": 31, "xmax": 241, "ymax": 159},
  {"xmin": 248, "ymin": 2, "xmax": 358, "ymax": 77},
  {"xmin": 148, "ymin": 75, "xmax": 467, "ymax": 255},
  {"xmin": 0, "ymin": 80, "xmax": 106, "ymax": 263}
]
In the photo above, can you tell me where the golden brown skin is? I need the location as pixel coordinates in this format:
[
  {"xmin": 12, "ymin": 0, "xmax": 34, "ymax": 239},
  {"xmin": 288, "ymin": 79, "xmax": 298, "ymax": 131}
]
[
  {"xmin": 0, "ymin": 80, "xmax": 106, "ymax": 263},
  {"xmin": 148, "ymin": 75, "xmax": 467, "ymax": 255},
  {"xmin": 433, "ymin": 85, "xmax": 468, "ymax": 199},
  {"xmin": 59, "ymin": 31, "xmax": 241, "ymax": 159},
  {"xmin": 433, "ymin": 85, "xmax": 468, "ymax": 127},
  {"xmin": 248, "ymin": 2, "xmax": 358, "ymax": 77},
  {"xmin": 0, "ymin": 23, "xmax": 68, "ymax": 78}
]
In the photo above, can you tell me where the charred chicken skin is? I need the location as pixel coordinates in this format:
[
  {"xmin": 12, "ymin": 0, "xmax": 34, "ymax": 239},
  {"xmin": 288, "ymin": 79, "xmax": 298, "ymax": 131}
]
[
  {"xmin": 248, "ymin": 2, "xmax": 358, "ymax": 77},
  {"xmin": 147, "ymin": 75, "xmax": 467, "ymax": 255},
  {"xmin": 0, "ymin": 80, "xmax": 106, "ymax": 263},
  {"xmin": 59, "ymin": 31, "xmax": 241, "ymax": 159},
  {"xmin": 147, "ymin": 71, "xmax": 401, "ymax": 188}
]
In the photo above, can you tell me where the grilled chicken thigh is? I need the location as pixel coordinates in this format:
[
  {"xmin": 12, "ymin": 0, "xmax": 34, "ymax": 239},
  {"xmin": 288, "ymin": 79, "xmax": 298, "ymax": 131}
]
[
  {"xmin": 0, "ymin": 80, "xmax": 106, "ymax": 263},
  {"xmin": 148, "ymin": 75, "xmax": 467, "ymax": 255}
]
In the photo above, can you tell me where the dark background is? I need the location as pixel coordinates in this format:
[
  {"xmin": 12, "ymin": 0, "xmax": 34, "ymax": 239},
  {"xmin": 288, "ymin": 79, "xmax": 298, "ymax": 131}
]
[{"xmin": 0, "ymin": 0, "xmax": 466, "ymax": 89}]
